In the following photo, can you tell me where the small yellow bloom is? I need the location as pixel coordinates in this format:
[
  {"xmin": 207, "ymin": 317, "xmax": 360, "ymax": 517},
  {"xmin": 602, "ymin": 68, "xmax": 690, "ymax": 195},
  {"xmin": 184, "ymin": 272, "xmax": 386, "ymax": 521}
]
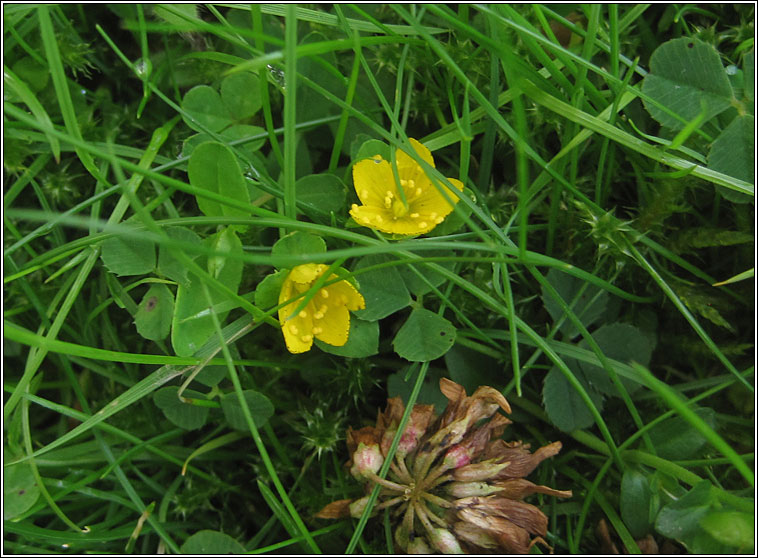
[
  {"xmin": 350, "ymin": 138, "xmax": 465, "ymax": 235},
  {"xmin": 278, "ymin": 263, "xmax": 365, "ymax": 354}
]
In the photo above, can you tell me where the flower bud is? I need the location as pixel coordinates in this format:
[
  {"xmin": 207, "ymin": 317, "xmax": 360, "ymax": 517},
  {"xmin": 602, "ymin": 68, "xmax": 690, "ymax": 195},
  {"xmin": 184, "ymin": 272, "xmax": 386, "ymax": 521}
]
[
  {"xmin": 494, "ymin": 478, "xmax": 573, "ymax": 500},
  {"xmin": 348, "ymin": 495, "xmax": 372, "ymax": 518},
  {"xmin": 483, "ymin": 440, "xmax": 562, "ymax": 479},
  {"xmin": 429, "ymin": 527, "xmax": 464, "ymax": 554},
  {"xmin": 380, "ymin": 428, "xmax": 397, "ymax": 457},
  {"xmin": 428, "ymin": 416, "xmax": 471, "ymax": 450},
  {"xmin": 350, "ymin": 442, "xmax": 384, "ymax": 481},
  {"xmin": 457, "ymin": 509, "xmax": 531, "ymax": 554},
  {"xmin": 394, "ymin": 523, "xmax": 410, "ymax": 550},
  {"xmin": 398, "ymin": 404, "xmax": 435, "ymax": 458},
  {"xmin": 382, "ymin": 422, "xmax": 424, "ymax": 459},
  {"xmin": 443, "ymin": 444, "xmax": 473, "ymax": 470},
  {"xmin": 452, "ymin": 521, "xmax": 499, "ymax": 549},
  {"xmin": 446, "ymin": 481, "xmax": 503, "ymax": 498},
  {"xmin": 406, "ymin": 535, "xmax": 432, "ymax": 554},
  {"xmin": 346, "ymin": 425, "xmax": 380, "ymax": 455},
  {"xmin": 452, "ymin": 459, "xmax": 510, "ymax": 482}
]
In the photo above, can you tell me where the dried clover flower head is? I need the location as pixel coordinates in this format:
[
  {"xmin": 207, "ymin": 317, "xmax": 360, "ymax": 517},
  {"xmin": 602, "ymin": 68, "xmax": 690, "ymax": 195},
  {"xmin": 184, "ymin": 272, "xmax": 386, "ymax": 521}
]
[{"xmin": 316, "ymin": 378, "xmax": 572, "ymax": 554}]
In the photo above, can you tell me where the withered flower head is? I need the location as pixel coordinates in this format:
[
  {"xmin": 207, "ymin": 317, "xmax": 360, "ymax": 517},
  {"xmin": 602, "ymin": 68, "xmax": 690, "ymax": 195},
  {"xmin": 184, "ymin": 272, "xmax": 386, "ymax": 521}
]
[{"xmin": 316, "ymin": 378, "xmax": 572, "ymax": 554}]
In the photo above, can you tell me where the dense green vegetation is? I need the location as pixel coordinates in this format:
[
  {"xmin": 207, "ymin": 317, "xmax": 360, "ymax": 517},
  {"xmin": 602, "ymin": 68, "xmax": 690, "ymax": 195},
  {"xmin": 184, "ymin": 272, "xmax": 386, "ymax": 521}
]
[{"xmin": 4, "ymin": 4, "xmax": 754, "ymax": 554}]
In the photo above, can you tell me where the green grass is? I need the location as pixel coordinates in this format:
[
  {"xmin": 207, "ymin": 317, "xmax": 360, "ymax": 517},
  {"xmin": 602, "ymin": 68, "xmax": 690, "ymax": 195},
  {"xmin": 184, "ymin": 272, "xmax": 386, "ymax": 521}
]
[{"xmin": 3, "ymin": 4, "xmax": 754, "ymax": 554}]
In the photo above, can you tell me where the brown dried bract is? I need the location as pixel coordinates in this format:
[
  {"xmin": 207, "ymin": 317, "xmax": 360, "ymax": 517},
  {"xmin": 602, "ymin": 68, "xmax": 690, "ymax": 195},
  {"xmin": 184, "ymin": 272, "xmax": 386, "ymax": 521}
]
[{"xmin": 316, "ymin": 378, "xmax": 572, "ymax": 554}]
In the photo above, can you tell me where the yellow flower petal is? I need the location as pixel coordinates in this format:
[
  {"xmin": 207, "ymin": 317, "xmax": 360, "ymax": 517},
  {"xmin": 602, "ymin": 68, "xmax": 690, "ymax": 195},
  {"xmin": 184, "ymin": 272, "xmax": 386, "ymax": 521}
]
[
  {"xmin": 412, "ymin": 176, "xmax": 464, "ymax": 218},
  {"xmin": 313, "ymin": 303, "xmax": 351, "ymax": 346},
  {"xmin": 278, "ymin": 263, "xmax": 365, "ymax": 353},
  {"xmin": 352, "ymin": 157, "xmax": 396, "ymax": 207},
  {"xmin": 288, "ymin": 263, "xmax": 328, "ymax": 284},
  {"xmin": 325, "ymin": 279, "xmax": 366, "ymax": 312},
  {"xmin": 396, "ymin": 138, "xmax": 435, "ymax": 186},
  {"xmin": 350, "ymin": 138, "xmax": 464, "ymax": 236},
  {"xmin": 351, "ymin": 206, "xmax": 428, "ymax": 235},
  {"xmin": 349, "ymin": 205, "xmax": 398, "ymax": 234},
  {"xmin": 278, "ymin": 301, "xmax": 315, "ymax": 353},
  {"xmin": 386, "ymin": 217, "xmax": 437, "ymax": 235}
]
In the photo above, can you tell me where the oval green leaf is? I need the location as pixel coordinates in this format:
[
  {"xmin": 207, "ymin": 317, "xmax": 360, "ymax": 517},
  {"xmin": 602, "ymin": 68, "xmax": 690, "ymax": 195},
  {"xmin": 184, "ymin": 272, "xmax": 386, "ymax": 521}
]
[
  {"xmin": 352, "ymin": 254, "xmax": 411, "ymax": 321},
  {"xmin": 3, "ymin": 458, "xmax": 41, "ymax": 520},
  {"xmin": 208, "ymin": 227, "xmax": 244, "ymax": 289},
  {"xmin": 271, "ymin": 231, "xmax": 327, "ymax": 269},
  {"xmin": 101, "ymin": 234, "xmax": 156, "ymax": 277},
  {"xmin": 655, "ymin": 480, "xmax": 714, "ymax": 544},
  {"xmin": 699, "ymin": 510, "xmax": 755, "ymax": 551},
  {"xmin": 220, "ymin": 390, "xmax": 274, "ymax": 431},
  {"xmin": 181, "ymin": 85, "xmax": 233, "ymax": 133},
  {"xmin": 182, "ymin": 124, "xmax": 266, "ymax": 159},
  {"xmin": 577, "ymin": 323, "xmax": 651, "ymax": 396},
  {"xmin": 743, "ymin": 49, "xmax": 754, "ymax": 103},
  {"xmin": 254, "ymin": 270, "xmax": 288, "ymax": 310},
  {"xmin": 397, "ymin": 257, "xmax": 451, "ymax": 297},
  {"xmin": 620, "ymin": 467, "xmax": 653, "ymax": 539},
  {"xmin": 180, "ymin": 530, "xmax": 245, "ymax": 554},
  {"xmin": 353, "ymin": 138, "xmax": 390, "ymax": 162},
  {"xmin": 541, "ymin": 268, "xmax": 609, "ymax": 339},
  {"xmin": 542, "ymin": 363, "xmax": 603, "ymax": 432},
  {"xmin": 647, "ymin": 407, "xmax": 716, "ymax": 460},
  {"xmin": 135, "ymin": 283, "xmax": 174, "ymax": 341},
  {"xmin": 193, "ymin": 365, "xmax": 227, "ymax": 388},
  {"xmin": 392, "ymin": 307, "xmax": 456, "ymax": 362},
  {"xmin": 157, "ymin": 226, "xmax": 202, "ymax": 286},
  {"xmin": 188, "ymin": 141, "xmax": 251, "ymax": 218},
  {"xmin": 187, "ymin": 142, "xmax": 250, "ymax": 217},
  {"xmin": 641, "ymin": 38, "xmax": 733, "ymax": 129},
  {"xmin": 315, "ymin": 318, "xmax": 379, "ymax": 358},
  {"xmin": 295, "ymin": 174, "xmax": 347, "ymax": 221},
  {"xmin": 171, "ymin": 228, "xmax": 243, "ymax": 357},
  {"xmin": 154, "ymin": 386, "xmax": 209, "ymax": 430},
  {"xmin": 220, "ymin": 72, "xmax": 262, "ymax": 120},
  {"xmin": 708, "ymin": 114, "xmax": 754, "ymax": 203}
]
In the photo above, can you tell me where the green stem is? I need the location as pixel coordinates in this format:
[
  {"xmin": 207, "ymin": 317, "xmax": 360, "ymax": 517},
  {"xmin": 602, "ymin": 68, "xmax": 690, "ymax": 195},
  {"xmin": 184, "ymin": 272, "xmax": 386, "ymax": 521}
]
[{"xmin": 282, "ymin": 5, "xmax": 298, "ymax": 225}]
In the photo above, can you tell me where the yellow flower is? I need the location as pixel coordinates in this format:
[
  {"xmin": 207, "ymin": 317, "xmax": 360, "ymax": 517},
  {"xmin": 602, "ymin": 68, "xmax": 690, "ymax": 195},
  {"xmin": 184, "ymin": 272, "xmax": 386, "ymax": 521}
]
[
  {"xmin": 350, "ymin": 138, "xmax": 465, "ymax": 235},
  {"xmin": 278, "ymin": 263, "xmax": 365, "ymax": 354}
]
